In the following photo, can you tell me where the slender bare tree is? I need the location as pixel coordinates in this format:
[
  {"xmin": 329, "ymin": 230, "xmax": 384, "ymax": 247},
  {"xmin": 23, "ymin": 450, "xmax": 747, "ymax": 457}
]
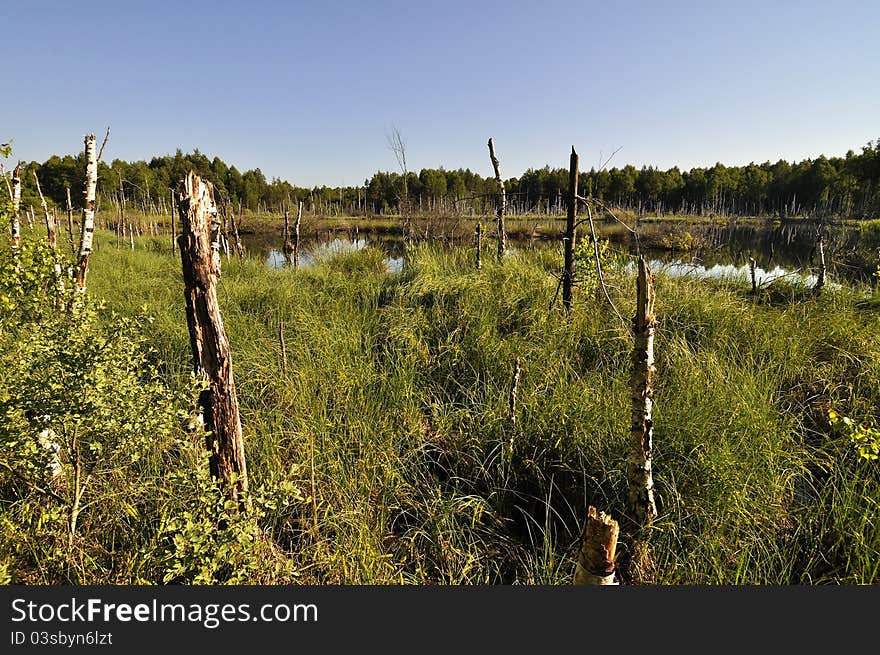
[
  {"xmin": 387, "ymin": 125, "xmax": 412, "ymax": 240},
  {"xmin": 487, "ymin": 138, "xmax": 507, "ymax": 261},
  {"xmin": 74, "ymin": 134, "xmax": 98, "ymax": 292}
]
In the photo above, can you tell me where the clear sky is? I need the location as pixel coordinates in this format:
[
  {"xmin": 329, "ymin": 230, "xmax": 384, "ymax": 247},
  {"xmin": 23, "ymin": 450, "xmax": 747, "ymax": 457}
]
[{"xmin": 2, "ymin": 0, "xmax": 878, "ymax": 187}]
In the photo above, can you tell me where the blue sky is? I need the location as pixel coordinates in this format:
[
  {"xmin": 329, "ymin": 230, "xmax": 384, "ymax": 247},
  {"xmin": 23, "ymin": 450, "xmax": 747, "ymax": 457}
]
[{"xmin": 2, "ymin": 0, "xmax": 878, "ymax": 186}]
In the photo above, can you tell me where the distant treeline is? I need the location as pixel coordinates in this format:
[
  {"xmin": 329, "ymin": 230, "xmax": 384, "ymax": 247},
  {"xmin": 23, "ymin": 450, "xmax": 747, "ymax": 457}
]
[{"xmin": 8, "ymin": 139, "xmax": 880, "ymax": 219}]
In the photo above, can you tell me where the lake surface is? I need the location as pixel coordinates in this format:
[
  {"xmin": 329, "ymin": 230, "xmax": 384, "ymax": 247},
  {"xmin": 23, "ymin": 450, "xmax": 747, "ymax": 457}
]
[{"xmin": 249, "ymin": 218, "xmax": 879, "ymax": 286}]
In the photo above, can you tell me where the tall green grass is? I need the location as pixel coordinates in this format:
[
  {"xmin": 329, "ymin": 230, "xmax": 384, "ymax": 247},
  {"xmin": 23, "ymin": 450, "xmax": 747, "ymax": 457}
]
[{"xmin": 53, "ymin": 232, "xmax": 880, "ymax": 583}]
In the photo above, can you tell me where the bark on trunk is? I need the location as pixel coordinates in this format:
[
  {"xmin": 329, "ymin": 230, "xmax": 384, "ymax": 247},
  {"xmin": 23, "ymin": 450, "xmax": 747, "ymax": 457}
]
[
  {"xmin": 66, "ymin": 187, "xmax": 76, "ymax": 257},
  {"xmin": 487, "ymin": 138, "xmax": 507, "ymax": 261},
  {"xmin": 574, "ymin": 506, "xmax": 619, "ymax": 585},
  {"xmin": 562, "ymin": 147, "xmax": 579, "ymax": 312},
  {"xmin": 475, "ymin": 222, "xmax": 482, "ymax": 271},
  {"xmin": 628, "ymin": 257, "xmax": 658, "ymax": 528},
  {"xmin": 11, "ymin": 165, "xmax": 21, "ymax": 247},
  {"xmin": 75, "ymin": 134, "xmax": 98, "ymax": 292},
  {"xmin": 33, "ymin": 171, "xmax": 56, "ymax": 249},
  {"xmin": 177, "ymin": 172, "xmax": 248, "ymax": 504},
  {"xmin": 229, "ymin": 203, "xmax": 244, "ymax": 259}
]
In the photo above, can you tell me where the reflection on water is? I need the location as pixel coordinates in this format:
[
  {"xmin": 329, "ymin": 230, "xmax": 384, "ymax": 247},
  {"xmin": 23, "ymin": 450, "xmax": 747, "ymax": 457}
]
[
  {"xmin": 265, "ymin": 238, "xmax": 371, "ymax": 269},
  {"xmin": 628, "ymin": 259, "xmax": 837, "ymax": 289},
  {"xmin": 265, "ymin": 237, "xmax": 405, "ymax": 273},
  {"xmin": 253, "ymin": 219, "xmax": 878, "ymax": 286}
]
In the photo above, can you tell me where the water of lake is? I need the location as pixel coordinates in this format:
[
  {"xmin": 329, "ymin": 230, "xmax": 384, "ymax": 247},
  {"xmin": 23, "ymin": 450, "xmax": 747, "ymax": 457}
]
[{"xmin": 251, "ymin": 218, "xmax": 879, "ymax": 287}]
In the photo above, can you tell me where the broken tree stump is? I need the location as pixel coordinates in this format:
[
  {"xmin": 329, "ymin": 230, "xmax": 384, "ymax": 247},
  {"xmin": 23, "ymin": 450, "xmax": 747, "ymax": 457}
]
[
  {"xmin": 177, "ymin": 172, "xmax": 249, "ymax": 505},
  {"xmin": 562, "ymin": 147, "xmax": 579, "ymax": 313},
  {"xmin": 574, "ymin": 506, "xmax": 619, "ymax": 585},
  {"xmin": 628, "ymin": 257, "xmax": 658, "ymax": 528}
]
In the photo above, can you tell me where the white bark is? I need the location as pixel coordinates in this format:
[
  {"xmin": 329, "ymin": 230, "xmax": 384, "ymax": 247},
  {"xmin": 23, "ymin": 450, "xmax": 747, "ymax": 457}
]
[
  {"xmin": 628, "ymin": 258, "xmax": 658, "ymax": 527},
  {"xmin": 75, "ymin": 134, "xmax": 98, "ymax": 291},
  {"xmin": 11, "ymin": 165, "xmax": 21, "ymax": 246}
]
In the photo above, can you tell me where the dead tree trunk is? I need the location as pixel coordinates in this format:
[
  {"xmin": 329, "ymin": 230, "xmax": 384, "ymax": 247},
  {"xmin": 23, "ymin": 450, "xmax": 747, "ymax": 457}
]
[
  {"xmin": 562, "ymin": 147, "xmax": 579, "ymax": 312},
  {"xmin": 33, "ymin": 171, "xmax": 56, "ymax": 248},
  {"xmin": 574, "ymin": 506, "xmax": 619, "ymax": 585},
  {"xmin": 293, "ymin": 201, "xmax": 302, "ymax": 270},
  {"xmin": 475, "ymin": 222, "xmax": 482, "ymax": 270},
  {"xmin": 628, "ymin": 257, "xmax": 658, "ymax": 528},
  {"xmin": 34, "ymin": 171, "xmax": 65, "ymax": 301},
  {"xmin": 282, "ymin": 202, "xmax": 294, "ymax": 267},
  {"xmin": 11, "ymin": 165, "xmax": 21, "ymax": 247},
  {"xmin": 75, "ymin": 134, "xmax": 98, "ymax": 292},
  {"xmin": 814, "ymin": 233, "xmax": 826, "ymax": 293},
  {"xmin": 118, "ymin": 173, "xmax": 126, "ymax": 242},
  {"xmin": 170, "ymin": 188, "xmax": 177, "ymax": 256},
  {"xmin": 66, "ymin": 187, "xmax": 76, "ymax": 257},
  {"xmin": 229, "ymin": 202, "xmax": 244, "ymax": 259},
  {"xmin": 488, "ymin": 138, "xmax": 507, "ymax": 261},
  {"xmin": 177, "ymin": 172, "xmax": 248, "ymax": 504}
]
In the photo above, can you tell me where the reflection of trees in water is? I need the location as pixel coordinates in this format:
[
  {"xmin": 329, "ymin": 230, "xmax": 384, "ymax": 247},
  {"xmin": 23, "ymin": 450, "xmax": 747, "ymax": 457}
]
[
  {"xmin": 249, "ymin": 220, "xmax": 879, "ymax": 284},
  {"xmin": 621, "ymin": 221, "xmax": 878, "ymax": 283}
]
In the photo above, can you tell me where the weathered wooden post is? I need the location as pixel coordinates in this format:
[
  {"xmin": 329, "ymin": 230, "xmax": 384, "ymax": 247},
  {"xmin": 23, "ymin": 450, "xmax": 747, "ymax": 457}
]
[
  {"xmin": 487, "ymin": 138, "xmax": 507, "ymax": 262},
  {"xmin": 177, "ymin": 171, "xmax": 248, "ymax": 505},
  {"xmin": 574, "ymin": 506, "xmax": 619, "ymax": 585},
  {"xmin": 628, "ymin": 257, "xmax": 658, "ymax": 527},
  {"xmin": 562, "ymin": 147, "xmax": 578, "ymax": 313},
  {"xmin": 74, "ymin": 134, "xmax": 98, "ymax": 292}
]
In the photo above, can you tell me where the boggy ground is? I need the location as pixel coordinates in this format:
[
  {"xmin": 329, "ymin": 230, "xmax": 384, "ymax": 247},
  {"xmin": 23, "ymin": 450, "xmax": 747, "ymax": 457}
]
[{"xmin": 1, "ymin": 232, "xmax": 878, "ymax": 584}]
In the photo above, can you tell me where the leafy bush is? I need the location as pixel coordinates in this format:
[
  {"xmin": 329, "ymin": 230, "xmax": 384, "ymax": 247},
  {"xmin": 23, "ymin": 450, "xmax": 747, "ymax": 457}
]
[{"xmin": 0, "ymin": 240, "xmax": 303, "ymax": 584}]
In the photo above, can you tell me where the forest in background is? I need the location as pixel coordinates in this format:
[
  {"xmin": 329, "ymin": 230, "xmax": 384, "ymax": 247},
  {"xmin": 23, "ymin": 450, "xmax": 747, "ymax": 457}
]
[{"xmin": 5, "ymin": 138, "xmax": 880, "ymax": 220}]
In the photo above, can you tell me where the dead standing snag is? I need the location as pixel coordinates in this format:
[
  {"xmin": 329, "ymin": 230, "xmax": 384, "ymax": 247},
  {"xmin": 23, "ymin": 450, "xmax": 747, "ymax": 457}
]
[{"xmin": 177, "ymin": 172, "xmax": 249, "ymax": 505}]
